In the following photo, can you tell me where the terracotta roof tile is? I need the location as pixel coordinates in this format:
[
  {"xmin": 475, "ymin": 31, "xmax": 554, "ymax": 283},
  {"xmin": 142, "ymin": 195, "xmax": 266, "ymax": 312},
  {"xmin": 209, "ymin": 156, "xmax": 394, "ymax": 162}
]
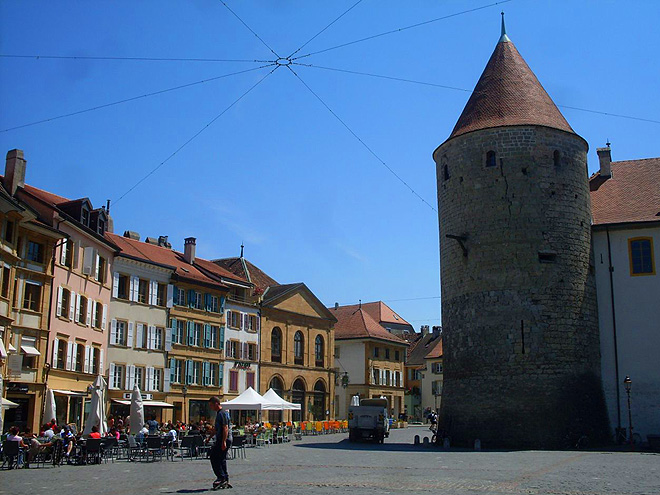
[
  {"xmin": 331, "ymin": 305, "xmax": 407, "ymax": 345},
  {"xmin": 407, "ymin": 333, "xmax": 441, "ymax": 366},
  {"xmin": 213, "ymin": 257, "xmax": 278, "ymax": 291},
  {"xmin": 106, "ymin": 232, "xmax": 227, "ymax": 289},
  {"xmin": 590, "ymin": 158, "xmax": 660, "ymax": 225},
  {"xmin": 448, "ymin": 39, "xmax": 574, "ymax": 140},
  {"xmin": 425, "ymin": 338, "xmax": 443, "ymax": 359},
  {"xmin": 22, "ymin": 182, "xmax": 71, "ymax": 206},
  {"xmin": 338, "ymin": 301, "xmax": 412, "ymax": 328}
]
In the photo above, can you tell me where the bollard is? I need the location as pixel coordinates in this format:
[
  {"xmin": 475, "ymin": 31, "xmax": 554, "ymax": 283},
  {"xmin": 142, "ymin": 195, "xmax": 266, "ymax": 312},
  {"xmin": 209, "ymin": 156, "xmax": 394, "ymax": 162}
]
[
  {"xmin": 414, "ymin": 435, "xmax": 420, "ymax": 445},
  {"xmin": 422, "ymin": 437, "xmax": 430, "ymax": 447},
  {"xmin": 443, "ymin": 437, "xmax": 450, "ymax": 449},
  {"xmin": 474, "ymin": 439, "xmax": 481, "ymax": 451}
]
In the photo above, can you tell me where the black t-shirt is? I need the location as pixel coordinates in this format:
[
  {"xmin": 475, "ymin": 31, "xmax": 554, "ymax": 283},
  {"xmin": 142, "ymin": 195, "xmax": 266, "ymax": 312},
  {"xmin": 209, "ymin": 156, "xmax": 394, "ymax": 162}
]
[{"xmin": 215, "ymin": 410, "xmax": 232, "ymax": 442}]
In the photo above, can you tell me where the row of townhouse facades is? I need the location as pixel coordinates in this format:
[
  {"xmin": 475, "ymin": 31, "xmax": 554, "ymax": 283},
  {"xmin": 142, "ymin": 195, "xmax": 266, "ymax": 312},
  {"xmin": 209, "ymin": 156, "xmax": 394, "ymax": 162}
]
[{"xmin": 0, "ymin": 149, "xmax": 336, "ymax": 433}]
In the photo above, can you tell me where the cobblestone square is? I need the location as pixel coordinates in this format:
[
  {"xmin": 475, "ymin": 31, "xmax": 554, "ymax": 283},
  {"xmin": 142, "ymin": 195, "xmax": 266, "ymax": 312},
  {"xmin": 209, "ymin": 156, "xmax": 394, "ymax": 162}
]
[{"xmin": 2, "ymin": 428, "xmax": 658, "ymax": 495}]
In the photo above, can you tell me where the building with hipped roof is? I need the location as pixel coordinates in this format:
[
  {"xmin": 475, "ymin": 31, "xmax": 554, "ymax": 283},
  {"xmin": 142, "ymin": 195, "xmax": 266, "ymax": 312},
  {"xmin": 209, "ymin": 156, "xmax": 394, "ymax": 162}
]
[
  {"xmin": 420, "ymin": 337, "xmax": 443, "ymax": 418},
  {"xmin": 2, "ymin": 149, "xmax": 116, "ymax": 433},
  {"xmin": 104, "ymin": 232, "xmax": 175, "ymax": 423},
  {"xmin": 404, "ymin": 325, "xmax": 442, "ymax": 422},
  {"xmin": 0, "ymin": 150, "xmax": 64, "ymax": 434},
  {"xmin": 106, "ymin": 233, "xmax": 245, "ymax": 424},
  {"xmin": 331, "ymin": 301, "xmax": 408, "ymax": 420},
  {"xmin": 590, "ymin": 148, "xmax": 660, "ymax": 443},
  {"xmin": 215, "ymin": 256, "xmax": 336, "ymax": 423}
]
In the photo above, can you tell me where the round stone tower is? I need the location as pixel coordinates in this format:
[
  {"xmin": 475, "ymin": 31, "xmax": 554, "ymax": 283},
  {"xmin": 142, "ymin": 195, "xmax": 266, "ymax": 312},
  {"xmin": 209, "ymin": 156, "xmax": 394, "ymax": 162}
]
[{"xmin": 434, "ymin": 19, "xmax": 608, "ymax": 448}]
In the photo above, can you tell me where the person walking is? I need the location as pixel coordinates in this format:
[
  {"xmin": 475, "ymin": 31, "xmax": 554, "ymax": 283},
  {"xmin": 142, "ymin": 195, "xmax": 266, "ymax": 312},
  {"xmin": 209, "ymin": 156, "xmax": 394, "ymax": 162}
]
[{"xmin": 209, "ymin": 396, "xmax": 232, "ymax": 489}]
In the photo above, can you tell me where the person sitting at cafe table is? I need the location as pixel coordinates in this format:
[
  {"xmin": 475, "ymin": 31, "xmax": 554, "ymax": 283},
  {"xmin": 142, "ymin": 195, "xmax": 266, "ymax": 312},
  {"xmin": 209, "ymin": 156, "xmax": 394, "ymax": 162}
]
[
  {"xmin": 23, "ymin": 427, "xmax": 53, "ymax": 465},
  {"xmin": 6, "ymin": 426, "xmax": 28, "ymax": 468},
  {"xmin": 61, "ymin": 426, "xmax": 75, "ymax": 461},
  {"xmin": 89, "ymin": 425, "xmax": 102, "ymax": 439}
]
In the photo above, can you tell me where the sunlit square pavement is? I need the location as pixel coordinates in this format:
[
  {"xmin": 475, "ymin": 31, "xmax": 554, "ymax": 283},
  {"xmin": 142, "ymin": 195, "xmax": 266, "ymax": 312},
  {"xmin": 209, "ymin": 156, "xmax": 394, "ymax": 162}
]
[{"xmin": 2, "ymin": 427, "xmax": 658, "ymax": 495}]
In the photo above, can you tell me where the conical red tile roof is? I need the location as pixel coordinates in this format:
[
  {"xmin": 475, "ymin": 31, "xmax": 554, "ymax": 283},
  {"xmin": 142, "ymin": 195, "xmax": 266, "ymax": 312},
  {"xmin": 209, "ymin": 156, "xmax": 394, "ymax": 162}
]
[{"xmin": 448, "ymin": 39, "xmax": 574, "ymax": 140}]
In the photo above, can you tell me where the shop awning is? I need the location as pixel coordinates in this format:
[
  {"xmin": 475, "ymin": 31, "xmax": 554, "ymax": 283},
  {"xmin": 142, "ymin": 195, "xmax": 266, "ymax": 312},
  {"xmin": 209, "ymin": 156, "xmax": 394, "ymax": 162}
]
[
  {"xmin": 112, "ymin": 399, "xmax": 174, "ymax": 408},
  {"xmin": 1, "ymin": 397, "xmax": 19, "ymax": 408},
  {"xmin": 53, "ymin": 389, "xmax": 87, "ymax": 397},
  {"xmin": 8, "ymin": 343, "xmax": 16, "ymax": 352},
  {"xmin": 21, "ymin": 344, "xmax": 41, "ymax": 356}
]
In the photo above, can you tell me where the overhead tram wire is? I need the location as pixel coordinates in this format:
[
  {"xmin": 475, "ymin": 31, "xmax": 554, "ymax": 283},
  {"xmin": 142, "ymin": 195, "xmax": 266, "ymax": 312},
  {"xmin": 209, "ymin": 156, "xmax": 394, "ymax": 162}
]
[
  {"xmin": 113, "ymin": 64, "xmax": 279, "ymax": 206},
  {"xmin": 218, "ymin": 0, "xmax": 280, "ymax": 59},
  {"xmin": 1, "ymin": 64, "xmax": 274, "ymax": 133},
  {"xmin": 285, "ymin": 64, "xmax": 437, "ymax": 213},
  {"xmin": 291, "ymin": 0, "xmax": 513, "ymax": 61},
  {"xmin": 0, "ymin": 54, "xmax": 270, "ymax": 63},
  {"xmin": 287, "ymin": 0, "xmax": 365, "ymax": 59},
  {"xmin": 294, "ymin": 62, "xmax": 660, "ymax": 126}
]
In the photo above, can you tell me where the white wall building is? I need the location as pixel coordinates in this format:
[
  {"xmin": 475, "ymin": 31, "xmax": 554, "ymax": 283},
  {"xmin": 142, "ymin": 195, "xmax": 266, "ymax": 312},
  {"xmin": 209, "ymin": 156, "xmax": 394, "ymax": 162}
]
[
  {"xmin": 223, "ymin": 298, "xmax": 260, "ymax": 398},
  {"xmin": 105, "ymin": 233, "xmax": 174, "ymax": 422},
  {"xmin": 590, "ymin": 148, "xmax": 660, "ymax": 444}
]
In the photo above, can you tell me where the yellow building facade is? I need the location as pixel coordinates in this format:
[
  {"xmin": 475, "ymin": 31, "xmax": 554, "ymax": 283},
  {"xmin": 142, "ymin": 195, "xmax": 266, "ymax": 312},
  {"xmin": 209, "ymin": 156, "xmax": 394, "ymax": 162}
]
[{"xmin": 259, "ymin": 283, "xmax": 336, "ymax": 422}]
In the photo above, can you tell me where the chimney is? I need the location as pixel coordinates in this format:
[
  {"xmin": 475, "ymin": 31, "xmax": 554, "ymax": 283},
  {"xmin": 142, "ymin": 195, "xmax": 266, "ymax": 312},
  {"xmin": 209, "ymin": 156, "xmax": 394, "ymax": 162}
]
[
  {"xmin": 432, "ymin": 326, "xmax": 442, "ymax": 336},
  {"xmin": 421, "ymin": 325, "xmax": 430, "ymax": 336},
  {"xmin": 184, "ymin": 237, "xmax": 196, "ymax": 264},
  {"xmin": 4, "ymin": 149, "xmax": 26, "ymax": 196},
  {"xmin": 123, "ymin": 231, "xmax": 140, "ymax": 241},
  {"xmin": 596, "ymin": 143, "xmax": 612, "ymax": 178},
  {"xmin": 334, "ymin": 302, "xmax": 339, "ymax": 310},
  {"xmin": 158, "ymin": 236, "xmax": 171, "ymax": 248}
]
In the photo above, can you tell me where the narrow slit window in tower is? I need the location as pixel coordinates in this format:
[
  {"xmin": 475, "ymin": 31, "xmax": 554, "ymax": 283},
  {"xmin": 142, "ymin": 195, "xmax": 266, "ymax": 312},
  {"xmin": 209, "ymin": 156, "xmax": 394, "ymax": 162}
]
[
  {"xmin": 486, "ymin": 150, "xmax": 497, "ymax": 167},
  {"xmin": 553, "ymin": 150, "xmax": 561, "ymax": 168}
]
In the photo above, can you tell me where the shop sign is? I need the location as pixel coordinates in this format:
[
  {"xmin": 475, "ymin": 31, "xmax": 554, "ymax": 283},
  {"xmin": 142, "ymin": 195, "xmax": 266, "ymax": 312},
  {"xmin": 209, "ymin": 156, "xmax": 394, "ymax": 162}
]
[
  {"xmin": 7, "ymin": 355, "xmax": 23, "ymax": 378},
  {"xmin": 8, "ymin": 382, "xmax": 29, "ymax": 393},
  {"xmin": 233, "ymin": 361, "xmax": 251, "ymax": 370}
]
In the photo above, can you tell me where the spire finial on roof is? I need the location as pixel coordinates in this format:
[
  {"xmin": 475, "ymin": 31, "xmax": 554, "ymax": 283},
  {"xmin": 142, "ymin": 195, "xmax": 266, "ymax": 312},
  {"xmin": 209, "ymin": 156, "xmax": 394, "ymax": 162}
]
[
  {"xmin": 499, "ymin": 11, "xmax": 510, "ymax": 43},
  {"xmin": 240, "ymin": 243, "xmax": 244, "ymax": 258}
]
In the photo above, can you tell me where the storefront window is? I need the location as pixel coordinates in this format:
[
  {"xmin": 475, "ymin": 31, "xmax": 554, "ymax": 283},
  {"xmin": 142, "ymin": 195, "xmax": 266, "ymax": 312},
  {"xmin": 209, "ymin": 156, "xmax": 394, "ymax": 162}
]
[{"xmin": 189, "ymin": 399, "xmax": 215, "ymax": 424}]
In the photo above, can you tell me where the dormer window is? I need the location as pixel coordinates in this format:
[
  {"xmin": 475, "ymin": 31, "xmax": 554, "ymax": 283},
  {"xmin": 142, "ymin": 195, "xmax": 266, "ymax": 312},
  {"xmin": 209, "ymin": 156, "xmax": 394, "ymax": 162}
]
[
  {"xmin": 98, "ymin": 219, "xmax": 105, "ymax": 234},
  {"xmin": 81, "ymin": 207, "xmax": 90, "ymax": 227}
]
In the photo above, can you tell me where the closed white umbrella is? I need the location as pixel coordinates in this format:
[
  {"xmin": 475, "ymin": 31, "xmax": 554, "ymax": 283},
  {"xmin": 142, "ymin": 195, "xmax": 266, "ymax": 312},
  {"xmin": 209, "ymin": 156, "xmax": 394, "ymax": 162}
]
[
  {"xmin": 130, "ymin": 385, "xmax": 144, "ymax": 434},
  {"xmin": 44, "ymin": 388, "xmax": 57, "ymax": 424},
  {"xmin": 83, "ymin": 375, "xmax": 108, "ymax": 436}
]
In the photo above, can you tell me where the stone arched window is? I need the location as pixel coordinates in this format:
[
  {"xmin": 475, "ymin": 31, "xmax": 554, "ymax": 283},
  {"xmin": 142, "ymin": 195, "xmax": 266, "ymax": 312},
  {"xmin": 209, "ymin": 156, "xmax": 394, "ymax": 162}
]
[
  {"xmin": 292, "ymin": 378, "xmax": 306, "ymax": 422},
  {"xmin": 271, "ymin": 327, "xmax": 282, "ymax": 363},
  {"xmin": 312, "ymin": 380, "xmax": 326, "ymax": 420},
  {"xmin": 294, "ymin": 331, "xmax": 304, "ymax": 365},
  {"xmin": 315, "ymin": 335, "xmax": 324, "ymax": 367},
  {"xmin": 269, "ymin": 376, "xmax": 284, "ymax": 396},
  {"xmin": 486, "ymin": 150, "xmax": 497, "ymax": 167}
]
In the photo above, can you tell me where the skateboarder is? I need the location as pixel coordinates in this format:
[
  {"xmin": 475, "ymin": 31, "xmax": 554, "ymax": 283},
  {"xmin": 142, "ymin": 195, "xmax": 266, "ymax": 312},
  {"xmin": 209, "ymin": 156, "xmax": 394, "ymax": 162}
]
[{"xmin": 209, "ymin": 396, "xmax": 233, "ymax": 489}]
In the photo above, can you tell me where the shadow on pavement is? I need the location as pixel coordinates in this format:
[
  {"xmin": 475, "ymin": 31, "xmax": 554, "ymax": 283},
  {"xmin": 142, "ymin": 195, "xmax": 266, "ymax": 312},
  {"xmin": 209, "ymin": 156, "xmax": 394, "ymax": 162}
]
[{"xmin": 294, "ymin": 438, "xmax": 426, "ymax": 452}]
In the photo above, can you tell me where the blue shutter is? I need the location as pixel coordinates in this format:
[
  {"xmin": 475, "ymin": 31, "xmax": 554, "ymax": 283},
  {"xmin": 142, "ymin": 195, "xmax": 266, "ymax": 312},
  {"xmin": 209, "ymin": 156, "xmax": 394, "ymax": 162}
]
[
  {"xmin": 219, "ymin": 326, "xmax": 225, "ymax": 350},
  {"xmin": 218, "ymin": 364, "xmax": 224, "ymax": 387},
  {"xmin": 188, "ymin": 289, "xmax": 195, "ymax": 308},
  {"xmin": 204, "ymin": 293, "xmax": 211, "ymax": 312},
  {"xmin": 220, "ymin": 296, "xmax": 225, "ymax": 313},
  {"xmin": 204, "ymin": 324, "xmax": 211, "ymax": 348},
  {"xmin": 185, "ymin": 360, "xmax": 193, "ymax": 385},
  {"xmin": 171, "ymin": 318, "xmax": 178, "ymax": 344},
  {"xmin": 170, "ymin": 358, "xmax": 175, "ymax": 382},
  {"xmin": 187, "ymin": 321, "xmax": 194, "ymax": 346},
  {"xmin": 173, "ymin": 286, "xmax": 179, "ymax": 305}
]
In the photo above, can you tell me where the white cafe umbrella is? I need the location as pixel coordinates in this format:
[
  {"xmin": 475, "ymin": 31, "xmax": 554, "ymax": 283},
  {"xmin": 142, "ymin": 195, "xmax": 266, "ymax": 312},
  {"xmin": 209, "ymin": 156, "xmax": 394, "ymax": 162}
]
[
  {"xmin": 130, "ymin": 385, "xmax": 144, "ymax": 434},
  {"xmin": 44, "ymin": 388, "xmax": 57, "ymax": 424},
  {"xmin": 262, "ymin": 388, "xmax": 302, "ymax": 410},
  {"xmin": 83, "ymin": 375, "xmax": 108, "ymax": 436},
  {"xmin": 220, "ymin": 387, "xmax": 277, "ymax": 410}
]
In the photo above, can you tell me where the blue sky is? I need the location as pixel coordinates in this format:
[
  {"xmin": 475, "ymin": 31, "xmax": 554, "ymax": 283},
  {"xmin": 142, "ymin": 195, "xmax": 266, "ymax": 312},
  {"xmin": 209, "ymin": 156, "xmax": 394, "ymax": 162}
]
[{"xmin": 1, "ymin": 1, "xmax": 658, "ymax": 328}]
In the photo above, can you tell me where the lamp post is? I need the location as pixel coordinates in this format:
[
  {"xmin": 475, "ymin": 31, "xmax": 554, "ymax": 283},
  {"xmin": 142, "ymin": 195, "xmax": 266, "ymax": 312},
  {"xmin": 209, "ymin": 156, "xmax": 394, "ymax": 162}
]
[
  {"xmin": 182, "ymin": 385, "xmax": 188, "ymax": 425},
  {"xmin": 623, "ymin": 376, "xmax": 633, "ymax": 447}
]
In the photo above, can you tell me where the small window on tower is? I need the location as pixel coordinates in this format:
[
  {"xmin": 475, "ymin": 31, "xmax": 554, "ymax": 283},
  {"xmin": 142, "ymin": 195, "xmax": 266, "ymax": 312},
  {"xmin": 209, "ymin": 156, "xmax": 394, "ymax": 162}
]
[
  {"xmin": 486, "ymin": 150, "xmax": 497, "ymax": 168},
  {"xmin": 443, "ymin": 165, "xmax": 450, "ymax": 181},
  {"xmin": 553, "ymin": 150, "xmax": 561, "ymax": 168}
]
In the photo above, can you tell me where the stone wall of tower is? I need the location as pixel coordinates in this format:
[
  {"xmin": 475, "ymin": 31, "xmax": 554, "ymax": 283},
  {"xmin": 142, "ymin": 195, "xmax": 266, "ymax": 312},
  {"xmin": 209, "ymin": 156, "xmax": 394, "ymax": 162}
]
[{"xmin": 434, "ymin": 125, "xmax": 609, "ymax": 448}]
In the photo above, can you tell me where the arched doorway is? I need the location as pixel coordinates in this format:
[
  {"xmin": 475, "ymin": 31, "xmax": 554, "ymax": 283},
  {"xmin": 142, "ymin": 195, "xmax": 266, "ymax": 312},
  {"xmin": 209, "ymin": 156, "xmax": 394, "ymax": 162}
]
[
  {"xmin": 291, "ymin": 378, "xmax": 305, "ymax": 422},
  {"xmin": 268, "ymin": 376, "xmax": 285, "ymax": 423},
  {"xmin": 312, "ymin": 380, "xmax": 326, "ymax": 420}
]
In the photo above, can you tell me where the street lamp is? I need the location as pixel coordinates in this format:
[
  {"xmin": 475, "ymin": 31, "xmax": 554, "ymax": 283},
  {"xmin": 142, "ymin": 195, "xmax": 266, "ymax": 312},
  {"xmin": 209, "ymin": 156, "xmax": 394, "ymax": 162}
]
[
  {"xmin": 623, "ymin": 376, "xmax": 633, "ymax": 447},
  {"xmin": 182, "ymin": 385, "xmax": 188, "ymax": 425}
]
